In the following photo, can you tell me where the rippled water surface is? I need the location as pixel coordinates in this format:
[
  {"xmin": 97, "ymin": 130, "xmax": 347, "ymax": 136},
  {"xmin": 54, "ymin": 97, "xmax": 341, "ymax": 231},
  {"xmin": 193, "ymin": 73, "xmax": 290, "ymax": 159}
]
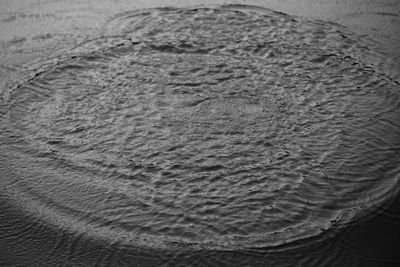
[{"xmin": 1, "ymin": 3, "xmax": 400, "ymax": 266}]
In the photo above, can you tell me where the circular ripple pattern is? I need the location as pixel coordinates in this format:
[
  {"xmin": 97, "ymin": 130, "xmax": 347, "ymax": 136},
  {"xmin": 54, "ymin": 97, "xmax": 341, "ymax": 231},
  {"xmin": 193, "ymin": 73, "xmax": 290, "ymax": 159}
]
[{"xmin": 2, "ymin": 5, "xmax": 400, "ymax": 250}]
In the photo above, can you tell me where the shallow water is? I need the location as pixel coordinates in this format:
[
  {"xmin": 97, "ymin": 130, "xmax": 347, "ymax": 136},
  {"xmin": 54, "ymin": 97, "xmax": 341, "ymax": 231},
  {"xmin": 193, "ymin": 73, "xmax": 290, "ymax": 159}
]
[{"xmin": 1, "ymin": 2, "xmax": 400, "ymax": 267}]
